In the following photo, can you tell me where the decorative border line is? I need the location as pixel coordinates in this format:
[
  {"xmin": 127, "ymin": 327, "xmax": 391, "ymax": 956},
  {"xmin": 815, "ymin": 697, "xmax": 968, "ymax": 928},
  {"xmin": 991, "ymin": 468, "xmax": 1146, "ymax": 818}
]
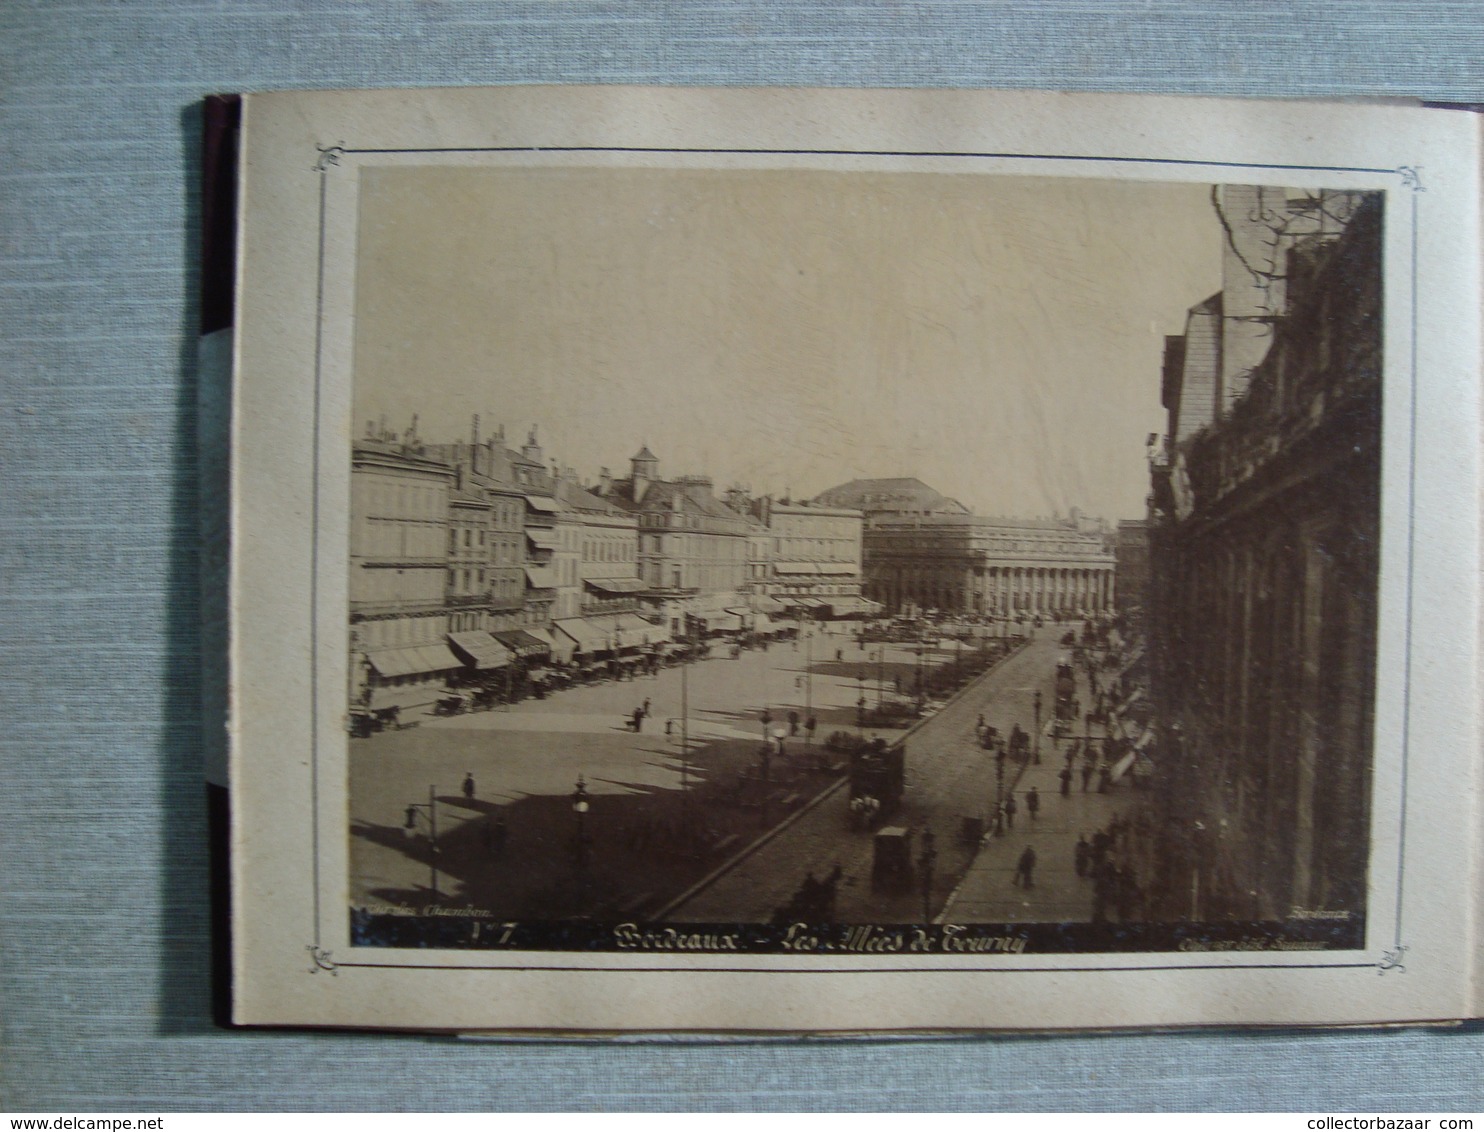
[{"xmin": 305, "ymin": 143, "xmax": 1419, "ymax": 976}]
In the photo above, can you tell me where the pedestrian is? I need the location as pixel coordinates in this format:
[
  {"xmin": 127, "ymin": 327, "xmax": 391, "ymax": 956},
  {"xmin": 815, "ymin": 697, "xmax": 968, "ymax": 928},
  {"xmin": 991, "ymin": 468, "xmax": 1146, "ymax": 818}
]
[
  {"xmin": 1013, "ymin": 845, "xmax": 1037, "ymax": 888},
  {"xmin": 665, "ymin": 718, "xmax": 674, "ymax": 738},
  {"xmin": 1059, "ymin": 765, "xmax": 1072, "ymax": 796},
  {"xmin": 643, "ymin": 697, "xmax": 651, "ymax": 716},
  {"xmin": 836, "ymin": 648, "xmax": 843, "ymax": 662},
  {"xmin": 632, "ymin": 706, "xmax": 644, "ymax": 732},
  {"xmin": 805, "ymin": 714, "xmax": 817, "ymax": 745},
  {"xmin": 1081, "ymin": 762, "xmax": 1094, "ymax": 791},
  {"xmin": 1025, "ymin": 787, "xmax": 1040, "ymax": 820},
  {"xmin": 1004, "ymin": 792, "xmax": 1018, "ymax": 829},
  {"xmin": 1074, "ymin": 834, "xmax": 1090, "ymax": 877},
  {"xmin": 1098, "ymin": 764, "xmax": 1112, "ymax": 793},
  {"xmin": 977, "ymin": 713, "xmax": 986, "ymax": 736},
  {"xmin": 788, "ymin": 710, "xmax": 799, "ymax": 736},
  {"xmin": 462, "ymin": 772, "xmax": 475, "ymax": 801}
]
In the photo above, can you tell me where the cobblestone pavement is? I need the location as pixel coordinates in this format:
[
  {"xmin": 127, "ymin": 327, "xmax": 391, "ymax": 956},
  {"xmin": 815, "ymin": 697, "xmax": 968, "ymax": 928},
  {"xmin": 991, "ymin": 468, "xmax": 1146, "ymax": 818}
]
[
  {"xmin": 347, "ymin": 624, "xmax": 968, "ymax": 910},
  {"xmin": 666, "ymin": 625, "xmax": 1099, "ymax": 923}
]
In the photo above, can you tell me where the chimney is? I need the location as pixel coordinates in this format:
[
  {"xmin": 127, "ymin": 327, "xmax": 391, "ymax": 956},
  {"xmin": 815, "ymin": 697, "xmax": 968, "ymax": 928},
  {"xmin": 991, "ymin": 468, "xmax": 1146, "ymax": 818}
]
[
  {"xmin": 598, "ymin": 467, "xmax": 612, "ymax": 495},
  {"xmin": 471, "ymin": 414, "xmax": 480, "ymax": 447},
  {"xmin": 522, "ymin": 426, "xmax": 543, "ymax": 464}
]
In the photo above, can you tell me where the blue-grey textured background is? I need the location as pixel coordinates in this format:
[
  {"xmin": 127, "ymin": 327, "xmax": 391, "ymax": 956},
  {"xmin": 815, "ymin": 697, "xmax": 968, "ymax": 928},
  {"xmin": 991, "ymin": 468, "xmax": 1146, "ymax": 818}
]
[{"xmin": 3, "ymin": 0, "xmax": 1483, "ymax": 1112}]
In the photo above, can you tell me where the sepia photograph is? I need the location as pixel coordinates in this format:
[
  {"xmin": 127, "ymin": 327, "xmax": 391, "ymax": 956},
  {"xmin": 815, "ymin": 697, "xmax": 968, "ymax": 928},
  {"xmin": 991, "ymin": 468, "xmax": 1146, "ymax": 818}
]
[{"xmin": 339, "ymin": 163, "xmax": 1380, "ymax": 955}]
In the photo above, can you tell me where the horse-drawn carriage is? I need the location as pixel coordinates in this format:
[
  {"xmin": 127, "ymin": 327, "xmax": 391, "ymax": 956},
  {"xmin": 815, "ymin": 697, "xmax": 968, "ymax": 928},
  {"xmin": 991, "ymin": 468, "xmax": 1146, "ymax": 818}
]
[
  {"xmin": 848, "ymin": 737, "xmax": 905, "ymax": 830},
  {"xmin": 432, "ymin": 690, "xmax": 472, "ymax": 716}
]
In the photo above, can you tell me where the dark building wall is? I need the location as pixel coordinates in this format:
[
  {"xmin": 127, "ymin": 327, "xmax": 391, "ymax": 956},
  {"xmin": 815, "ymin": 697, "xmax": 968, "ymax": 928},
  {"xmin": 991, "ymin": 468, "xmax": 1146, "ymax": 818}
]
[{"xmin": 1148, "ymin": 194, "xmax": 1381, "ymax": 920}]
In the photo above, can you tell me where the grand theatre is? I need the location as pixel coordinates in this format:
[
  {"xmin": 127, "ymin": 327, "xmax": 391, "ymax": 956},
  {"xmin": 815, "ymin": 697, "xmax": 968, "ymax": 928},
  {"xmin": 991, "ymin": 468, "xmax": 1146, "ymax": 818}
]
[{"xmin": 812, "ymin": 478, "xmax": 1115, "ymax": 617}]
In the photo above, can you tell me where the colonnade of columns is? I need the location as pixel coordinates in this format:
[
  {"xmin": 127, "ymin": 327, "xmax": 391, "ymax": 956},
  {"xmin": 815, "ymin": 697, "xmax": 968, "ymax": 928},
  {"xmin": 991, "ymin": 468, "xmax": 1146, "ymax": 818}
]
[
  {"xmin": 978, "ymin": 565, "xmax": 1113, "ymax": 615},
  {"xmin": 868, "ymin": 563, "xmax": 1114, "ymax": 616}
]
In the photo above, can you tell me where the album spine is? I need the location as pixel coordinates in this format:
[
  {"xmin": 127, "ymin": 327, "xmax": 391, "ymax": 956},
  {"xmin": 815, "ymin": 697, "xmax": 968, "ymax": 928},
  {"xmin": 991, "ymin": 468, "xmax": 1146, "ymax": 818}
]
[
  {"xmin": 1476, "ymin": 109, "xmax": 1484, "ymax": 1023},
  {"xmin": 200, "ymin": 92, "xmax": 241, "ymax": 1030}
]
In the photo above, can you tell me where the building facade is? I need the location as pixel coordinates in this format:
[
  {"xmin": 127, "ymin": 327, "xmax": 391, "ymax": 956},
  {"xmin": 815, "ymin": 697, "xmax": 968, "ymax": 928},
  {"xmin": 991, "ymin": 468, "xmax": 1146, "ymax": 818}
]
[
  {"xmin": 862, "ymin": 514, "xmax": 1114, "ymax": 617},
  {"xmin": 348, "ymin": 441, "xmax": 461, "ymax": 708},
  {"xmin": 1114, "ymin": 518, "xmax": 1151, "ymax": 613},
  {"xmin": 1147, "ymin": 190, "xmax": 1380, "ymax": 920},
  {"xmin": 814, "ymin": 477, "xmax": 1113, "ymax": 617},
  {"xmin": 752, "ymin": 499, "xmax": 869, "ymax": 616},
  {"xmin": 603, "ymin": 448, "xmax": 751, "ymax": 638}
]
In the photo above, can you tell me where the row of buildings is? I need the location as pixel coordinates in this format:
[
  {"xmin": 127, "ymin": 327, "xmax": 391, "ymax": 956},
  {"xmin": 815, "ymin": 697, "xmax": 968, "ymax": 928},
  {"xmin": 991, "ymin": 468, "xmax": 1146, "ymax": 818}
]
[
  {"xmin": 349, "ymin": 428, "xmax": 877, "ymax": 713},
  {"xmin": 350, "ymin": 419, "xmax": 1125, "ymax": 714},
  {"xmin": 1144, "ymin": 186, "xmax": 1381, "ymax": 920}
]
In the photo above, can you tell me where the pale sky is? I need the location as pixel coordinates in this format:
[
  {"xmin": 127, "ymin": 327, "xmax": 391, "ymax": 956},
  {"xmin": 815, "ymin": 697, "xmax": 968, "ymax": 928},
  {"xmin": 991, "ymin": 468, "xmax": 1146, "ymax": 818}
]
[{"xmin": 352, "ymin": 166, "xmax": 1223, "ymax": 521}]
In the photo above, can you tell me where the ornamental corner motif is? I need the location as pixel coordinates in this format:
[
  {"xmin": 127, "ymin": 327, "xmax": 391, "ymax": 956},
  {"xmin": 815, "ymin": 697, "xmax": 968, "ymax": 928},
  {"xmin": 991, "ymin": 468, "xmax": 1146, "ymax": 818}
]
[
  {"xmin": 307, "ymin": 944, "xmax": 338, "ymax": 975},
  {"xmin": 314, "ymin": 143, "xmax": 346, "ymax": 173},
  {"xmin": 1377, "ymin": 944, "xmax": 1408, "ymax": 975},
  {"xmin": 1396, "ymin": 166, "xmax": 1425, "ymax": 193}
]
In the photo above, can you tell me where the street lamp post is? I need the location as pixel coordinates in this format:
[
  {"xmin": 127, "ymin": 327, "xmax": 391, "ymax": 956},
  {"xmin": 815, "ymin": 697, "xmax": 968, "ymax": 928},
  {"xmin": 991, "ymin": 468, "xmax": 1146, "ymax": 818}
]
[
  {"xmin": 994, "ymin": 754, "xmax": 1006, "ymax": 837},
  {"xmin": 571, "ymin": 774, "xmax": 590, "ymax": 868},
  {"xmin": 915, "ymin": 642, "xmax": 926, "ymax": 711},
  {"xmin": 679, "ymin": 653, "xmax": 690, "ymax": 804},
  {"xmin": 402, "ymin": 785, "xmax": 439, "ymax": 900},
  {"xmin": 1033, "ymin": 690, "xmax": 1043, "ymax": 765},
  {"xmin": 804, "ymin": 611, "xmax": 813, "ymax": 733}
]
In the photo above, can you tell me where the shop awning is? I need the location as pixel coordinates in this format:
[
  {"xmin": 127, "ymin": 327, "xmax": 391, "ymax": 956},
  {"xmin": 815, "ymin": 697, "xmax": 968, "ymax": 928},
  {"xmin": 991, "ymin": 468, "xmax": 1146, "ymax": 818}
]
[
  {"xmin": 525, "ymin": 528, "xmax": 560, "ymax": 550},
  {"xmin": 816, "ymin": 562, "xmax": 858, "ymax": 575},
  {"xmin": 698, "ymin": 611, "xmax": 742, "ymax": 633},
  {"xmin": 1114, "ymin": 645, "xmax": 1147, "ymax": 681},
  {"xmin": 584, "ymin": 576, "xmax": 648, "ymax": 594},
  {"xmin": 524, "ymin": 565, "xmax": 560, "ymax": 590},
  {"xmin": 523, "ymin": 495, "xmax": 561, "ymax": 513},
  {"xmin": 555, "ymin": 617, "xmax": 607, "ymax": 653},
  {"xmin": 615, "ymin": 612, "xmax": 668, "ymax": 646},
  {"xmin": 827, "ymin": 597, "xmax": 882, "ymax": 617},
  {"xmin": 524, "ymin": 625, "xmax": 575, "ymax": 664},
  {"xmin": 774, "ymin": 562, "xmax": 821, "ymax": 575},
  {"xmin": 447, "ymin": 631, "xmax": 513, "ymax": 670},
  {"xmin": 492, "ymin": 629, "xmax": 550, "ymax": 658},
  {"xmin": 750, "ymin": 595, "xmax": 787, "ymax": 614},
  {"xmin": 365, "ymin": 644, "xmax": 462, "ymax": 678},
  {"xmin": 786, "ymin": 597, "xmax": 826, "ymax": 609}
]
